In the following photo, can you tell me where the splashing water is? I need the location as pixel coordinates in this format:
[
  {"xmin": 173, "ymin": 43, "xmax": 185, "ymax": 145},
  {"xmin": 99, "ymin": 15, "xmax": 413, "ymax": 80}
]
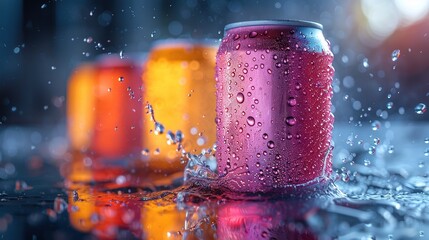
[
  {"xmin": 146, "ymin": 103, "xmax": 165, "ymax": 135},
  {"xmin": 144, "ymin": 102, "xmax": 217, "ymax": 178}
]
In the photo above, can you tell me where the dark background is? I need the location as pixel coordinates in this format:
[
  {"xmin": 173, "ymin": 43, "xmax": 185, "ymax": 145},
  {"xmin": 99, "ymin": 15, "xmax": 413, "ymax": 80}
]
[{"xmin": 1, "ymin": 0, "xmax": 428, "ymax": 125}]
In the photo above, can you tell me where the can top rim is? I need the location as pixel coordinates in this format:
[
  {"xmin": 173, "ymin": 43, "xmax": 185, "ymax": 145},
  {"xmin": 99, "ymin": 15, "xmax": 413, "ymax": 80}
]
[
  {"xmin": 224, "ymin": 20, "xmax": 323, "ymax": 31},
  {"xmin": 151, "ymin": 38, "xmax": 219, "ymax": 50}
]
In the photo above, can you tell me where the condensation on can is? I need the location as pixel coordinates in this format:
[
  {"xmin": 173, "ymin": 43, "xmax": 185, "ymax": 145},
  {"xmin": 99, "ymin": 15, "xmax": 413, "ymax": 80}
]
[{"xmin": 216, "ymin": 20, "xmax": 335, "ymax": 193}]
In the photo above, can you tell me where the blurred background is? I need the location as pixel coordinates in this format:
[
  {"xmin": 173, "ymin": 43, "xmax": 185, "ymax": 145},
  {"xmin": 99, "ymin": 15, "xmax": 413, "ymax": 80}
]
[{"xmin": 1, "ymin": 0, "xmax": 429, "ymax": 127}]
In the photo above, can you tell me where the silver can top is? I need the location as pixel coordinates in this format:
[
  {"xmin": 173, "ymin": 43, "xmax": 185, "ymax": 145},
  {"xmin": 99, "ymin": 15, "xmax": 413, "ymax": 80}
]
[{"xmin": 225, "ymin": 20, "xmax": 323, "ymax": 31}]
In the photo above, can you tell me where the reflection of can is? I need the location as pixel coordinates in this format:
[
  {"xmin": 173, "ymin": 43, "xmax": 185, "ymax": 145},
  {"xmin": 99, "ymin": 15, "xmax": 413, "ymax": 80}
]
[
  {"xmin": 67, "ymin": 54, "xmax": 144, "ymax": 158},
  {"xmin": 141, "ymin": 202, "xmax": 185, "ymax": 240},
  {"xmin": 65, "ymin": 152, "xmax": 142, "ymax": 239},
  {"xmin": 217, "ymin": 200, "xmax": 317, "ymax": 239},
  {"xmin": 216, "ymin": 20, "xmax": 335, "ymax": 193},
  {"xmin": 68, "ymin": 184, "xmax": 96, "ymax": 233},
  {"xmin": 142, "ymin": 40, "xmax": 217, "ymax": 172}
]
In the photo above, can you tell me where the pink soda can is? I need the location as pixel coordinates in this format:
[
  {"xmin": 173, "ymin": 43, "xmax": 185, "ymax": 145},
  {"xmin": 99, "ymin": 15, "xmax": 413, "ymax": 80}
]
[{"xmin": 216, "ymin": 20, "xmax": 334, "ymax": 193}]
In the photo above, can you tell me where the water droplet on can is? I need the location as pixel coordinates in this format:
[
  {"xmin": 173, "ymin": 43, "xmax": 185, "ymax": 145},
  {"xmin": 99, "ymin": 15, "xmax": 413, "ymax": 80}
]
[
  {"xmin": 236, "ymin": 93, "xmax": 244, "ymax": 103},
  {"xmin": 267, "ymin": 141, "xmax": 275, "ymax": 149},
  {"xmin": 286, "ymin": 116, "xmax": 296, "ymax": 126},
  {"xmin": 262, "ymin": 133, "xmax": 268, "ymax": 139},
  {"xmin": 288, "ymin": 97, "xmax": 297, "ymax": 106},
  {"xmin": 246, "ymin": 116, "xmax": 255, "ymax": 126},
  {"xmin": 249, "ymin": 31, "xmax": 258, "ymax": 38}
]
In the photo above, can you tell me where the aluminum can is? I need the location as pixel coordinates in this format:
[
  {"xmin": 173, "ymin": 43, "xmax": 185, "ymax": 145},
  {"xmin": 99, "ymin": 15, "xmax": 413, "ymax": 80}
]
[
  {"xmin": 67, "ymin": 54, "xmax": 144, "ymax": 158},
  {"xmin": 216, "ymin": 20, "xmax": 334, "ymax": 193},
  {"xmin": 142, "ymin": 39, "xmax": 217, "ymax": 173},
  {"xmin": 92, "ymin": 55, "xmax": 144, "ymax": 158}
]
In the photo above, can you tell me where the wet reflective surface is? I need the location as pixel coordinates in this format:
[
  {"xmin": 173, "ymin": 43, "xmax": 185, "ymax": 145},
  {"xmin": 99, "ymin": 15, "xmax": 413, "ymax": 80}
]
[{"xmin": 0, "ymin": 123, "xmax": 429, "ymax": 239}]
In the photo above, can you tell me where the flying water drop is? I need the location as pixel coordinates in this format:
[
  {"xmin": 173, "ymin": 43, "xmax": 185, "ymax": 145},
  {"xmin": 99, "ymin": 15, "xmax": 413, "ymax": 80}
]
[
  {"xmin": 415, "ymin": 103, "xmax": 427, "ymax": 114},
  {"xmin": 391, "ymin": 49, "xmax": 400, "ymax": 62},
  {"xmin": 371, "ymin": 120, "xmax": 381, "ymax": 131},
  {"xmin": 154, "ymin": 122, "xmax": 164, "ymax": 135}
]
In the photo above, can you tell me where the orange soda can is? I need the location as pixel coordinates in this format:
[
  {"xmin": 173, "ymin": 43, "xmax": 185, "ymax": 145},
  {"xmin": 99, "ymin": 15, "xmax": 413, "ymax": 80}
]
[
  {"xmin": 92, "ymin": 55, "xmax": 143, "ymax": 158},
  {"xmin": 67, "ymin": 54, "xmax": 144, "ymax": 158},
  {"xmin": 142, "ymin": 40, "xmax": 217, "ymax": 172}
]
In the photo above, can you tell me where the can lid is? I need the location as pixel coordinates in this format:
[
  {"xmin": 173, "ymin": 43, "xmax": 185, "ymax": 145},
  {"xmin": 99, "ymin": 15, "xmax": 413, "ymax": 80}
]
[{"xmin": 224, "ymin": 20, "xmax": 323, "ymax": 31}]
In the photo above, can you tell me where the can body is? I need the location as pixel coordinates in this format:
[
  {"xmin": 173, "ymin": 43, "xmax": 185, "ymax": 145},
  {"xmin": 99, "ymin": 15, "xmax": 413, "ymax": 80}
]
[
  {"xmin": 67, "ymin": 55, "xmax": 144, "ymax": 158},
  {"xmin": 216, "ymin": 20, "xmax": 334, "ymax": 193},
  {"xmin": 92, "ymin": 56, "xmax": 143, "ymax": 158},
  {"xmin": 142, "ymin": 40, "xmax": 217, "ymax": 172}
]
